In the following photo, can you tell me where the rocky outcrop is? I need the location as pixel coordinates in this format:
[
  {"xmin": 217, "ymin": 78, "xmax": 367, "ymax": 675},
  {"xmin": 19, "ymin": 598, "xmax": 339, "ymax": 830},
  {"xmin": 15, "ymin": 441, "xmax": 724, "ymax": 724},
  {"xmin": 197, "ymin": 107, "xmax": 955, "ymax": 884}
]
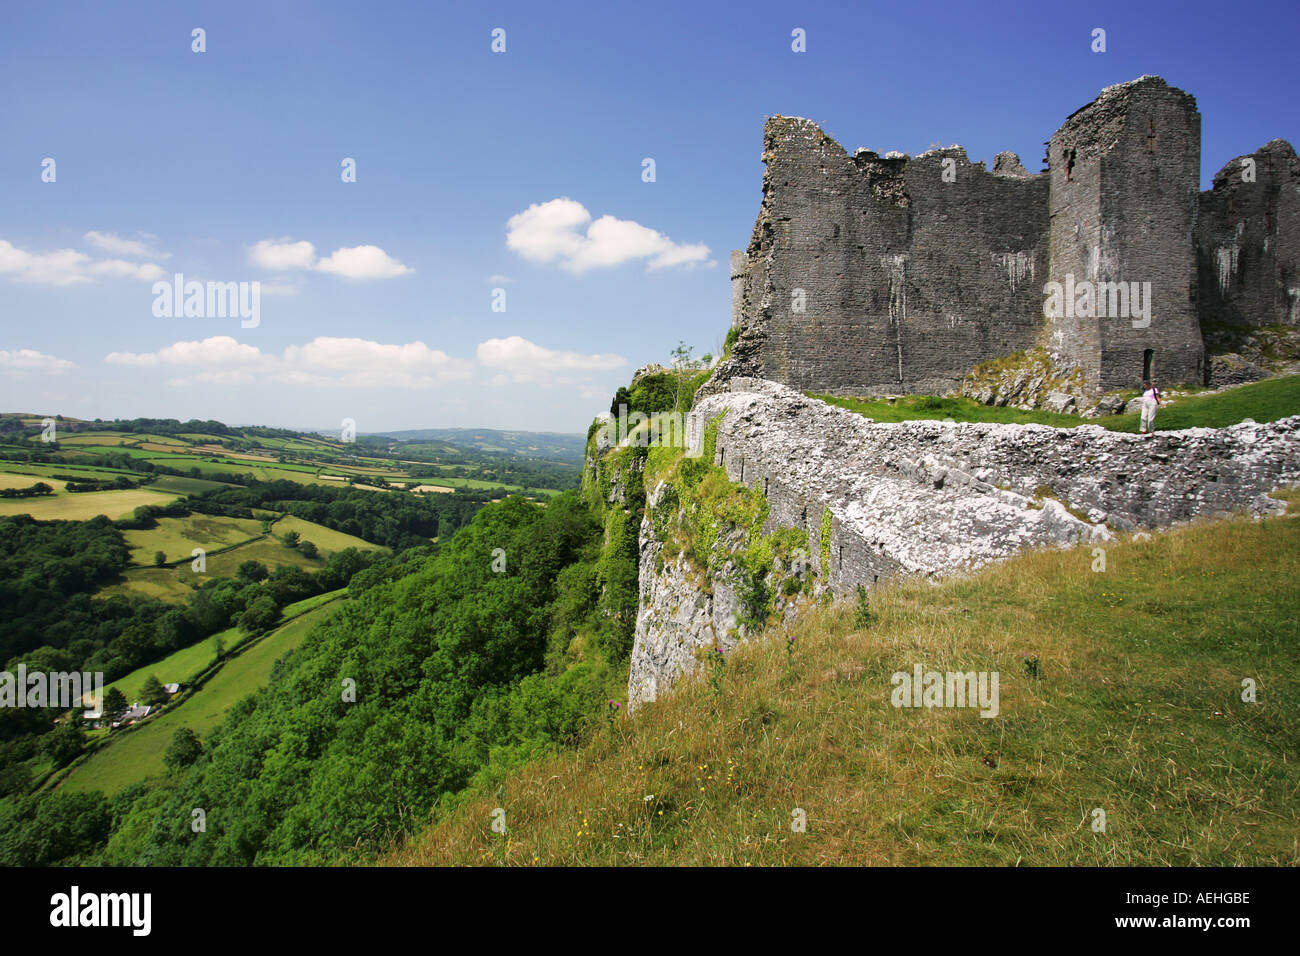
[
  {"xmin": 1209, "ymin": 353, "xmax": 1272, "ymax": 387},
  {"xmin": 627, "ymin": 377, "xmax": 1300, "ymax": 707},
  {"xmin": 956, "ymin": 348, "xmax": 1088, "ymax": 411},
  {"xmin": 626, "ymin": 488, "xmax": 745, "ymax": 709}
]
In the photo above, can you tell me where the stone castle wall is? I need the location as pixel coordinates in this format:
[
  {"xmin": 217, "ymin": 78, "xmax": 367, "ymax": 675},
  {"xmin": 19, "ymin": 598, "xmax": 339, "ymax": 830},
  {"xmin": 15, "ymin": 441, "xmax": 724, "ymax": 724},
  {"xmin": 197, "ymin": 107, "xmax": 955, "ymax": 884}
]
[
  {"xmin": 729, "ymin": 118, "xmax": 1048, "ymax": 397},
  {"xmin": 1197, "ymin": 139, "xmax": 1300, "ymax": 336},
  {"xmin": 627, "ymin": 377, "xmax": 1300, "ymax": 706},
  {"xmin": 724, "ymin": 76, "xmax": 1298, "ymax": 398}
]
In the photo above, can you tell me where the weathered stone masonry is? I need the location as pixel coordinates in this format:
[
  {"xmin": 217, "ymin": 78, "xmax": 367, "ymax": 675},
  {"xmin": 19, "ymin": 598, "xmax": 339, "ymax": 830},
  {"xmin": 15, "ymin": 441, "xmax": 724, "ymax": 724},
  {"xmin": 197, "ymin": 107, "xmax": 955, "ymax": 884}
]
[
  {"xmin": 1197, "ymin": 139, "xmax": 1300, "ymax": 336},
  {"xmin": 723, "ymin": 76, "xmax": 1299, "ymax": 398},
  {"xmin": 626, "ymin": 377, "xmax": 1300, "ymax": 706}
]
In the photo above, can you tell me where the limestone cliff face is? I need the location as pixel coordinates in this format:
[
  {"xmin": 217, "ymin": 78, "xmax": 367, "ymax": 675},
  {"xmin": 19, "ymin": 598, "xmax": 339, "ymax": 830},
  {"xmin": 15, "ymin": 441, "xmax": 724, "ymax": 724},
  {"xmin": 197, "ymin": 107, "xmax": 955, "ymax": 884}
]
[
  {"xmin": 624, "ymin": 453, "xmax": 814, "ymax": 711},
  {"xmin": 624, "ymin": 378, "xmax": 1300, "ymax": 708},
  {"xmin": 625, "ymin": 485, "xmax": 743, "ymax": 710}
]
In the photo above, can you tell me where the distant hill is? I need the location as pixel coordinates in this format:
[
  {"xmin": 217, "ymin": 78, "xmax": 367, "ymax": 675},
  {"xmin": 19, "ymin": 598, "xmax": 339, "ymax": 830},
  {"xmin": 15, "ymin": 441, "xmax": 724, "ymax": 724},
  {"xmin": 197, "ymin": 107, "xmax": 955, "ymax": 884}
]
[{"xmin": 369, "ymin": 427, "xmax": 586, "ymax": 461}]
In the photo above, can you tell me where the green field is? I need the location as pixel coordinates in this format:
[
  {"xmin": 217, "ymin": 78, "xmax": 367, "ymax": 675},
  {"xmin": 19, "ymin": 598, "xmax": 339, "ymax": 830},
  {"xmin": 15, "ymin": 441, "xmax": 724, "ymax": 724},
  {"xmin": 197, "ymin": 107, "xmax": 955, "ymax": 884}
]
[
  {"xmin": 0, "ymin": 460, "xmax": 139, "ymax": 479},
  {"xmin": 273, "ymin": 515, "xmax": 384, "ymax": 554},
  {"xmin": 405, "ymin": 474, "xmax": 554, "ymax": 496},
  {"xmin": 121, "ymin": 514, "xmax": 265, "ymax": 565},
  {"xmin": 57, "ymin": 432, "xmax": 188, "ymax": 447},
  {"xmin": 1105, "ymin": 373, "xmax": 1300, "ymax": 432},
  {"xmin": 94, "ymin": 590, "xmax": 343, "ymax": 705},
  {"xmin": 100, "ymin": 516, "xmax": 379, "ymax": 601},
  {"xmin": 0, "ymin": 470, "xmax": 57, "ymax": 490},
  {"xmin": 0, "ymin": 487, "xmax": 179, "ymax": 520},
  {"xmin": 254, "ymin": 436, "xmax": 337, "ymax": 452},
  {"xmin": 60, "ymin": 600, "xmax": 345, "ymax": 796},
  {"xmin": 99, "ymin": 626, "xmax": 240, "ymax": 706},
  {"xmin": 63, "ymin": 444, "xmax": 195, "ymax": 460},
  {"xmin": 146, "ymin": 474, "xmax": 233, "ymax": 495},
  {"xmin": 97, "ymin": 568, "xmax": 197, "ymax": 603},
  {"xmin": 155, "ymin": 457, "xmax": 342, "ymax": 485},
  {"xmin": 168, "ymin": 518, "xmax": 378, "ymax": 581}
]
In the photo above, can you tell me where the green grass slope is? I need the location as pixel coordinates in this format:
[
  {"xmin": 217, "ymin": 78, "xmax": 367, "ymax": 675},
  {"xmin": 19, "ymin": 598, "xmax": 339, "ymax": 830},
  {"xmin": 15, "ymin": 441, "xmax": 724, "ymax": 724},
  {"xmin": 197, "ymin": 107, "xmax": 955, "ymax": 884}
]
[
  {"xmin": 815, "ymin": 373, "xmax": 1300, "ymax": 433},
  {"xmin": 59, "ymin": 599, "xmax": 346, "ymax": 797},
  {"xmin": 393, "ymin": 503, "xmax": 1299, "ymax": 866}
]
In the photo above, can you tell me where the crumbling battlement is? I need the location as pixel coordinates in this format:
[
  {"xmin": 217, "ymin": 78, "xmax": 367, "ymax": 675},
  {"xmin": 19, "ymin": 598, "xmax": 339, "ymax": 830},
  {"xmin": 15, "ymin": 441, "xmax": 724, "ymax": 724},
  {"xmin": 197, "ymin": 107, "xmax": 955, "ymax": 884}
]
[
  {"xmin": 722, "ymin": 76, "xmax": 1298, "ymax": 399},
  {"xmin": 1197, "ymin": 139, "xmax": 1300, "ymax": 336},
  {"xmin": 727, "ymin": 116, "xmax": 1049, "ymax": 398}
]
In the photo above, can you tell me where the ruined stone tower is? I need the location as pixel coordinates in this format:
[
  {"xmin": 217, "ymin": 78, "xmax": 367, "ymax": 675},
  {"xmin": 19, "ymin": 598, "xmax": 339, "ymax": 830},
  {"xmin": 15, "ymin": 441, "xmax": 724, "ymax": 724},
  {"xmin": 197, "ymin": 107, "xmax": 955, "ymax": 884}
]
[
  {"xmin": 1046, "ymin": 76, "xmax": 1204, "ymax": 390},
  {"xmin": 1197, "ymin": 139, "xmax": 1300, "ymax": 338},
  {"xmin": 722, "ymin": 76, "xmax": 1298, "ymax": 398}
]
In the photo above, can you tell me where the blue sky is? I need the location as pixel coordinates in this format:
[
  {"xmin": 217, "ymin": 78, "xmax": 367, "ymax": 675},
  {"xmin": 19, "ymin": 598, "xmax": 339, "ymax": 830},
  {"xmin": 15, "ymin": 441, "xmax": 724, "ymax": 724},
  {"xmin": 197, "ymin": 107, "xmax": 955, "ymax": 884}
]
[{"xmin": 2, "ymin": 0, "xmax": 1296, "ymax": 433}]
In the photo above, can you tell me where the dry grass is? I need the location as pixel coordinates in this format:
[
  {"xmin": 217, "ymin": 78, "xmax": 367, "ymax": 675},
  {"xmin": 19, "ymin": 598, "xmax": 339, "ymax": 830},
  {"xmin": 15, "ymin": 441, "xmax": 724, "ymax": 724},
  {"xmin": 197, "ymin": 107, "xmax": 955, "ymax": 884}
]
[{"xmin": 386, "ymin": 510, "xmax": 1300, "ymax": 867}]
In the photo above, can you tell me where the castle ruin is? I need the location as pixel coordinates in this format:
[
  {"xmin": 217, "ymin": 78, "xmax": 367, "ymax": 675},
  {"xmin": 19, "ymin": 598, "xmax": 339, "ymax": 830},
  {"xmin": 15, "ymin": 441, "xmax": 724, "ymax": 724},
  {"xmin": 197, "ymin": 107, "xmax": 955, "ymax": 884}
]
[{"xmin": 723, "ymin": 76, "xmax": 1299, "ymax": 398}]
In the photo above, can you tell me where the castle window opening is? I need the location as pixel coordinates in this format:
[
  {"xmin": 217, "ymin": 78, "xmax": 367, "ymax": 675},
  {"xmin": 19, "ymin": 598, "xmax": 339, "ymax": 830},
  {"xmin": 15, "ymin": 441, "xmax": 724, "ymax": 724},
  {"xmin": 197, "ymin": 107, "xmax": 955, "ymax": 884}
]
[
  {"xmin": 1064, "ymin": 148, "xmax": 1076, "ymax": 182},
  {"xmin": 1143, "ymin": 349, "xmax": 1155, "ymax": 382}
]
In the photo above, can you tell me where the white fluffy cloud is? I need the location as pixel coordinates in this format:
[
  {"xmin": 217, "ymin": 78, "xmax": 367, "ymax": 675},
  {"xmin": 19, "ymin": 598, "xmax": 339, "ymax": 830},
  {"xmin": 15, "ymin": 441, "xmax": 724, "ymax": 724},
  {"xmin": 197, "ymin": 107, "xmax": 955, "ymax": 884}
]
[
  {"xmin": 0, "ymin": 348, "xmax": 75, "ymax": 372},
  {"xmin": 106, "ymin": 336, "xmax": 470, "ymax": 388},
  {"xmin": 315, "ymin": 245, "xmax": 412, "ymax": 279},
  {"xmin": 83, "ymin": 231, "xmax": 169, "ymax": 260},
  {"xmin": 101, "ymin": 334, "xmax": 627, "ymax": 391},
  {"xmin": 280, "ymin": 337, "xmax": 468, "ymax": 386},
  {"xmin": 477, "ymin": 335, "xmax": 626, "ymax": 384},
  {"xmin": 106, "ymin": 336, "xmax": 267, "ymax": 370},
  {"xmin": 248, "ymin": 239, "xmax": 412, "ymax": 279},
  {"xmin": 249, "ymin": 239, "xmax": 317, "ymax": 271},
  {"xmin": 505, "ymin": 198, "xmax": 712, "ymax": 273},
  {"xmin": 0, "ymin": 239, "xmax": 166, "ymax": 285}
]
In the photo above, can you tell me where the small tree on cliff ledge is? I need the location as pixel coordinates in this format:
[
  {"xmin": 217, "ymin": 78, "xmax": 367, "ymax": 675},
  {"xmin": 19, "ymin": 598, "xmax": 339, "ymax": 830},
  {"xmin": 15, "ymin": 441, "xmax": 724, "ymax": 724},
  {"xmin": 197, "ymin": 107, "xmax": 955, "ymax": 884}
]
[{"xmin": 671, "ymin": 341, "xmax": 712, "ymax": 411}]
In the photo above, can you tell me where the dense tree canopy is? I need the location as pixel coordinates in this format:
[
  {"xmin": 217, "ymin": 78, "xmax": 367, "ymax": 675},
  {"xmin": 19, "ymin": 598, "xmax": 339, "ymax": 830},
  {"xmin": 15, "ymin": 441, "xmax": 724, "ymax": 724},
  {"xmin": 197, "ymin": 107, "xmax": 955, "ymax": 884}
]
[{"xmin": 132, "ymin": 492, "xmax": 612, "ymax": 864}]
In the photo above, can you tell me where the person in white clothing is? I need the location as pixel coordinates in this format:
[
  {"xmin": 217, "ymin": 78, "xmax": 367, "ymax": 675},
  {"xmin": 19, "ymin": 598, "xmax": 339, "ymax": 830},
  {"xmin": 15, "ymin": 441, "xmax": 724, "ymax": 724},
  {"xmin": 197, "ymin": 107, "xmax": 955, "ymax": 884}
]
[{"xmin": 1138, "ymin": 380, "xmax": 1162, "ymax": 435}]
